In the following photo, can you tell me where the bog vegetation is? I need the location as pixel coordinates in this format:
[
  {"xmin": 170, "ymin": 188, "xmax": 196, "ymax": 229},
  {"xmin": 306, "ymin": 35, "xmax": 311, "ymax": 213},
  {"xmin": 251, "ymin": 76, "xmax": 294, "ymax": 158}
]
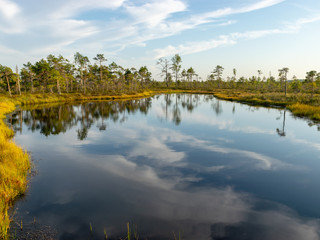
[
  {"xmin": 0, "ymin": 53, "xmax": 319, "ymax": 98},
  {"xmin": 1, "ymin": 52, "xmax": 320, "ymax": 239},
  {"xmin": 0, "ymin": 100, "xmax": 30, "ymax": 239}
]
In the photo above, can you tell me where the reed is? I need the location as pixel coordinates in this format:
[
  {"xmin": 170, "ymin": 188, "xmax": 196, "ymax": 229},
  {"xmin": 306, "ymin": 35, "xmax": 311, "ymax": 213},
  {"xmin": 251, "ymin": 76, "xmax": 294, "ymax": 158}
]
[
  {"xmin": 89, "ymin": 222, "xmax": 93, "ymax": 234},
  {"xmin": 104, "ymin": 227, "xmax": 108, "ymax": 239},
  {"xmin": 127, "ymin": 222, "xmax": 131, "ymax": 240}
]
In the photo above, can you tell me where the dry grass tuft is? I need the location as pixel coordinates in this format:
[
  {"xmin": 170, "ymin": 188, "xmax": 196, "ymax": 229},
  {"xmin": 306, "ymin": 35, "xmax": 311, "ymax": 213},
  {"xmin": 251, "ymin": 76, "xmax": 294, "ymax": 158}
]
[{"xmin": 0, "ymin": 101, "xmax": 30, "ymax": 239}]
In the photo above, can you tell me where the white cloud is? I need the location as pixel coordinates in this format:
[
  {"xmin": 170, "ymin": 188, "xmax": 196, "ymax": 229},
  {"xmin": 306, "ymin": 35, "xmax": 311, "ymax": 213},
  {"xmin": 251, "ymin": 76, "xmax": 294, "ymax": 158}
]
[
  {"xmin": 237, "ymin": 0, "xmax": 285, "ymax": 13},
  {"xmin": 229, "ymin": 125, "xmax": 275, "ymax": 135},
  {"xmin": 193, "ymin": 0, "xmax": 285, "ymax": 23},
  {"xmin": 186, "ymin": 137, "xmax": 301, "ymax": 171},
  {"xmin": 153, "ymin": 14, "xmax": 320, "ymax": 58},
  {"xmin": 16, "ymin": 128, "xmax": 320, "ymax": 240},
  {"xmin": 133, "ymin": 123, "xmax": 302, "ymax": 171},
  {"xmin": 217, "ymin": 20, "xmax": 238, "ymax": 26},
  {"xmin": 0, "ymin": 0, "xmax": 24, "ymax": 33},
  {"xmin": 128, "ymin": 136, "xmax": 186, "ymax": 163},
  {"xmin": 1, "ymin": 0, "xmax": 319, "ymax": 74},
  {"xmin": 0, "ymin": 0, "xmax": 20, "ymax": 19},
  {"xmin": 154, "ymin": 35, "xmax": 237, "ymax": 59},
  {"xmin": 0, "ymin": 0, "xmax": 287, "ymax": 65},
  {"xmin": 125, "ymin": 0, "xmax": 187, "ymax": 27},
  {"xmin": 51, "ymin": 0, "xmax": 125, "ymax": 19},
  {"xmin": 287, "ymin": 135, "xmax": 320, "ymax": 152},
  {"xmin": 50, "ymin": 19, "xmax": 98, "ymax": 39},
  {"xmin": 92, "ymin": 0, "xmax": 285, "ymax": 54},
  {"xmin": 202, "ymin": 0, "xmax": 283, "ymax": 19}
]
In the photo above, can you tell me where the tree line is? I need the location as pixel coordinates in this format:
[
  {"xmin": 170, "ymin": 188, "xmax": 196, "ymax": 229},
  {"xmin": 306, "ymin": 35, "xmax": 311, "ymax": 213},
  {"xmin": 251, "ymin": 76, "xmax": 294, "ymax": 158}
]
[
  {"xmin": 1, "ymin": 53, "xmax": 320, "ymax": 96},
  {"xmin": 0, "ymin": 53, "xmax": 153, "ymax": 96},
  {"xmin": 158, "ymin": 54, "xmax": 320, "ymax": 95}
]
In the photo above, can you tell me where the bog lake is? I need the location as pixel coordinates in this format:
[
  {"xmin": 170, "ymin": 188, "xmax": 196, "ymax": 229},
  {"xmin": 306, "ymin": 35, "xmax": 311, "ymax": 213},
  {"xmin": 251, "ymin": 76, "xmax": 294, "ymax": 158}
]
[{"xmin": 7, "ymin": 94, "xmax": 320, "ymax": 240}]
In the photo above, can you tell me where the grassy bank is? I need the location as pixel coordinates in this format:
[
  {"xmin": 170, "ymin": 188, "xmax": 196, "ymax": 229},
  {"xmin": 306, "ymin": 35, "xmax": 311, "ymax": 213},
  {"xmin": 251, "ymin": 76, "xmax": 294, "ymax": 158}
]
[
  {"xmin": 0, "ymin": 101, "xmax": 30, "ymax": 240},
  {"xmin": 212, "ymin": 90, "xmax": 320, "ymax": 121}
]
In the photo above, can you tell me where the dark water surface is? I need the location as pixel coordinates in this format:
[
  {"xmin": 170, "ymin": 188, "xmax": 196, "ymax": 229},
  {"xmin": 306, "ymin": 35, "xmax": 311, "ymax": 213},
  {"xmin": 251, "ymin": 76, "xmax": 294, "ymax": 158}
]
[{"xmin": 7, "ymin": 94, "xmax": 320, "ymax": 239}]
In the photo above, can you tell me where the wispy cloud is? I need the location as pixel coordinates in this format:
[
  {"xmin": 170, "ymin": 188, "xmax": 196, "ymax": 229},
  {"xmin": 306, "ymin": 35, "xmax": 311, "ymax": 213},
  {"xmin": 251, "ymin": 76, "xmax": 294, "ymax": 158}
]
[
  {"xmin": 50, "ymin": 0, "xmax": 125, "ymax": 19},
  {"xmin": 0, "ymin": 0, "xmax": 286, "ymax": 60},
  {"xmin": 154, "ymin": 35, "xmax": 237, "ymax": 59},
  {"xmin": 201, "ymin": 0, "xmax": 284, "ymax": 19},
  {"xmin": 1, "ymin": 0, "xmax": 319, "ymax": 77},
  {"xmin": 236, "ymin": 0, "xmax": 285, "ymax": 13},
  {"xmin": 112, "ymin": 0, "xmax": 286, "ymax": 52},
  {"xmin": 153, "ymin": 14, "xmax": 320, "ymax": 58},
  {"xmin": 125, "ymin": 0, "xmax": 187, "ymax": 27}
]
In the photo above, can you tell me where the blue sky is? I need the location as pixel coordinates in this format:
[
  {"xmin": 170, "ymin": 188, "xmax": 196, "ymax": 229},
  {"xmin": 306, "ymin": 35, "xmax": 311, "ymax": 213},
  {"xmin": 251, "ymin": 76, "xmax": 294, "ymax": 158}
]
[{"xmin": 1, "ymin": 0, "xmax": 320, "ymax": 80}]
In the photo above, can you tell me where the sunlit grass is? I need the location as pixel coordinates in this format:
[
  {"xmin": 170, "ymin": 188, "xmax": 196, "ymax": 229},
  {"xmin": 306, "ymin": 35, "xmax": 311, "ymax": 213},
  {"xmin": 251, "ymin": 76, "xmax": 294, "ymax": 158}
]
[
  {"xmin": 0, "ymin": 101, "xmax": 30, "ymax": 239},
  {"xmin": 213, "ymin": 90, "xmax": 320, "ymax": 120},
  {"xmin": 288, "ymin": 103, "xmax": 320, "ymax": 121}
]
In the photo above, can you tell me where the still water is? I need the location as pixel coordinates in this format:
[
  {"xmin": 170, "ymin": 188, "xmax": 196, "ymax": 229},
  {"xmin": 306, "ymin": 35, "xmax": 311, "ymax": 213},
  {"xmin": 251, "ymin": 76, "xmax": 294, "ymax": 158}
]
[{"xmin": 7, "ymin": 94, "xmax": 320, "ymax": 239}]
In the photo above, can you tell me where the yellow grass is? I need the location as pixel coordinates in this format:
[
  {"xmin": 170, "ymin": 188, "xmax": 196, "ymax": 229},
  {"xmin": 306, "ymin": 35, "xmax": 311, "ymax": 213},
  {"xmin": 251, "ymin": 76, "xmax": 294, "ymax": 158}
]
[
  {"xmin": 212, "ymin": 90, "xmax": 320, "ymax": 121},
  {"xmin": 288, "ymin": 103, "xmax": 320, "ymax": 121},
  {"xmin": 0, "ymin": 101, "xmax": 30, "ymax": 240}
]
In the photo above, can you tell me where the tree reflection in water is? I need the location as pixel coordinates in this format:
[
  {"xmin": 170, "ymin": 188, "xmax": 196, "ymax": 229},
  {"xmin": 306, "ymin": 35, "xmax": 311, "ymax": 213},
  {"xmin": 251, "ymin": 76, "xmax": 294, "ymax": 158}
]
[
  {"xmin": 6, "ymin": 94, "xmax": 320, "ymax": 240},
  {"xmin": 158, "ymin": 94, "xmax": 216, "ymax": 125},
  {"xmin": 8, "ymin": 99, "xmax": 152, "ymax": 140},
  {"xmin": 276, "ymin": 108, "xmax": 286, "ymax": 137}
]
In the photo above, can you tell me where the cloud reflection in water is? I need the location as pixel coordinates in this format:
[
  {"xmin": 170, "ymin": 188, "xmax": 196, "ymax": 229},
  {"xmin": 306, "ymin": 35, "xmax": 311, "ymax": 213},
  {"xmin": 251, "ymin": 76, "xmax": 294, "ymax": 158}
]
[{"xmin": 11, "ymin": 95, "xmax": 320, "ymax": 239}]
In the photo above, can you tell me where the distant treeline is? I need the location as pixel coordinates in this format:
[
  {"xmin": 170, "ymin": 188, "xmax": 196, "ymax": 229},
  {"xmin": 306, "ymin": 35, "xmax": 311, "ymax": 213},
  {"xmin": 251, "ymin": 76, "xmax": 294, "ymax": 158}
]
[{"xmin": 0, "ymin": 53, "xmax": 320, "ymax": 96}]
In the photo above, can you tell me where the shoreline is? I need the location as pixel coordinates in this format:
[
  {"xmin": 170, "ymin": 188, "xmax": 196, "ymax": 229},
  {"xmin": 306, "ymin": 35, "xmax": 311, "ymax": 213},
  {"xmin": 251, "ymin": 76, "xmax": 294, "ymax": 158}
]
[
  {"xmin": 0, "ymin": 100, "xmax": 30, "ymax": 239},
  {"xmin": 211, "ymin": 90, "xmax": 320, "ymax": 121},
  {"xmin": 0, "ymin": 89, "xmax": 319, "ymax": 238}
]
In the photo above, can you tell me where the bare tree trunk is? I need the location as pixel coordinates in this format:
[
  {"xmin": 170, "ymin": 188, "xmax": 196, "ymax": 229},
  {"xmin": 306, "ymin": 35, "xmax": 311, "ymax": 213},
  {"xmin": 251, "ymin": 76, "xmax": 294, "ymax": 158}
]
[
  {"xmin": 285, "ymin": 79, "xmax": 287, "ymax": 97},
  {"xmin": 5, "ymin": 73, "xmax": 12, "ymax": 97},
  {"xmin": 100, "ymin": 64, "xmax": 103, "ymax": 83},
  {"xmin": 312, "ymin": 80, "xmax": 314, "ymax": 98},
  {"xmin": 31, "ymin": 77, "xmax": 34, "ymax": 93},
  {"xmin": 57, "ymin": 78, "xmax": 61, "ymax": 95},
  {"xmin": 83, "ymin": 76, "xmax": 86, "ymax": 94},
  {"xmin": 16, "ymin": 66, "xmax": 21, "ymax": 95},
  {"xmin": 80, "ymin": 69, "xmax": 84, "ymax": 90}
]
